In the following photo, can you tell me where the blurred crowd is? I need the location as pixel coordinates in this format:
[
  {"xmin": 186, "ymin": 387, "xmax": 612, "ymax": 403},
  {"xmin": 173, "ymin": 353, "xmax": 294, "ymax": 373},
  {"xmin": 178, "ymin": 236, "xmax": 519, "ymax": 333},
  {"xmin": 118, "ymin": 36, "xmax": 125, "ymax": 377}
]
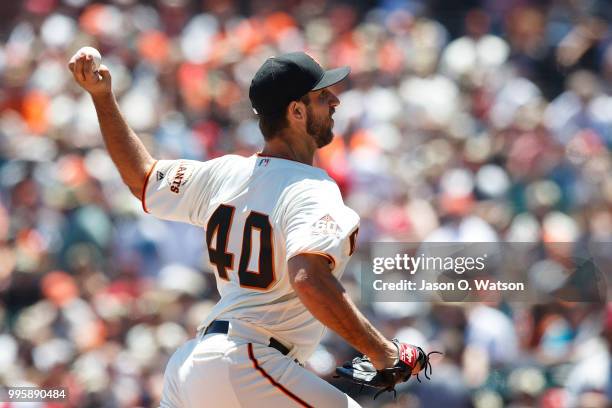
[{"xmin": 0, "ymin": 0, "xmax": 611, "ymax": 407}]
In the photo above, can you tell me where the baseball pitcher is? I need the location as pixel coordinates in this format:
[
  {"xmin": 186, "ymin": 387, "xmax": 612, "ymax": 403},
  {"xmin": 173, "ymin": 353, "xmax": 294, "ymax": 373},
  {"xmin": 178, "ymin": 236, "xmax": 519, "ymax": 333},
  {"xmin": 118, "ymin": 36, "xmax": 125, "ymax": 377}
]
[{"xmin": 69, "ymin": 50, "xmax": 434, "ymax": 407}]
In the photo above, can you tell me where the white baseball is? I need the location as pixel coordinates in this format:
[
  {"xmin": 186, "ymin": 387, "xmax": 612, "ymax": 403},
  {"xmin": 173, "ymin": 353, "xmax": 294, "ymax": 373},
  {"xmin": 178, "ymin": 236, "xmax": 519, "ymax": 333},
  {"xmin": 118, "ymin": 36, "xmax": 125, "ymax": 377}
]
[{"xmin": 70, "ymin": 46, "xmax": 102, "ymax": 71}]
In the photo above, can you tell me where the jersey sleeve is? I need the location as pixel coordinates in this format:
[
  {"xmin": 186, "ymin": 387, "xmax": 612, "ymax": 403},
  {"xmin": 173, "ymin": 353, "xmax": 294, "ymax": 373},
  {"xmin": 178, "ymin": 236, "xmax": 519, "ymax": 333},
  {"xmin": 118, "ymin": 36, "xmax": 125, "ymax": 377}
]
[
  {"xmin": 141, "ymin": 157, "xmax": 225, "ymax": 225},
  {"xmin": 283, "ymin": 182, "xmax": 360, "ymax": 271}
]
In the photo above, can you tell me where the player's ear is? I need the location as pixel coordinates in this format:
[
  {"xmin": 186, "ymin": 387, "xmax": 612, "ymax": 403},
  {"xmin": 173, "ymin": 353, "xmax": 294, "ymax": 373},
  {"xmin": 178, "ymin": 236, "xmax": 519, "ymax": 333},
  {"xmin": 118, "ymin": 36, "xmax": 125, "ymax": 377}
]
[{"xmin": 288, "ymin": 100, "xmax": 306, "ymax": 122}]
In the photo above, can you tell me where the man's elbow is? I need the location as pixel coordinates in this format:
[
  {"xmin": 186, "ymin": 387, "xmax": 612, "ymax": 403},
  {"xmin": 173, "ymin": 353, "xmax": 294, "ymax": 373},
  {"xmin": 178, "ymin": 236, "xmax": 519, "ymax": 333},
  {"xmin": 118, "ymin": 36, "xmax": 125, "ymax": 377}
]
[
  {"xmin": 122, "ymin": 175, "xmax": 144, "ymax": 199},
  {"xmin": 127, "ymin": 184, "xmax": 141, "ymax": 199},
  {"xmin": 126, "ymin": 159, "xmax": 156, "ymax": 200}
]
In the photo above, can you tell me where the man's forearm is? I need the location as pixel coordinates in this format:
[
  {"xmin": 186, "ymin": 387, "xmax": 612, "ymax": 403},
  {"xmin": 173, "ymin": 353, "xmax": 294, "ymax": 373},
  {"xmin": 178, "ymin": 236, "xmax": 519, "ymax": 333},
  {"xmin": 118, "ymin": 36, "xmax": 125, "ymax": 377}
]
[
  {"xmin": 91, "ymin": 93, "xmax": 155, "ymax": 196},
  {"xmin": 289, "ymin": 254, "xmax": 396, "ymax": 369}
]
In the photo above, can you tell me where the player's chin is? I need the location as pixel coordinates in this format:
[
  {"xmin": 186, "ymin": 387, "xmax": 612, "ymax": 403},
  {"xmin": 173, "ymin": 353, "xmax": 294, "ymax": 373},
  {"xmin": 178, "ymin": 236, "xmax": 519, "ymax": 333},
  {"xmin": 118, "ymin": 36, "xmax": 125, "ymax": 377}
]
[{"xmin": 316, "ymin": 130, "xmax": 334, "ymax": 148}]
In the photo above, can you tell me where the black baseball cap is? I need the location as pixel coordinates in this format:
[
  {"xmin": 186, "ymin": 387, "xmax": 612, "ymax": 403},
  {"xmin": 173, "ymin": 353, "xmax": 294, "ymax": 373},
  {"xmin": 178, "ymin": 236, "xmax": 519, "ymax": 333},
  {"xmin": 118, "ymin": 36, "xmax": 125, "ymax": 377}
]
[{"xmin": 249, "ymin": 52, "xmax": 350, "ymax": 115}]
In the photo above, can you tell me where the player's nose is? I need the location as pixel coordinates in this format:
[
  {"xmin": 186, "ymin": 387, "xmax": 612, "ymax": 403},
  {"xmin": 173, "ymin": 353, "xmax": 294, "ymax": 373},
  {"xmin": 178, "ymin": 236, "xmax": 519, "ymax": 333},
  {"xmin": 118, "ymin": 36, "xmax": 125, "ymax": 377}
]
[{"xmin": 329, "ymin": 92, "xmax": 340, "ymax": 108}]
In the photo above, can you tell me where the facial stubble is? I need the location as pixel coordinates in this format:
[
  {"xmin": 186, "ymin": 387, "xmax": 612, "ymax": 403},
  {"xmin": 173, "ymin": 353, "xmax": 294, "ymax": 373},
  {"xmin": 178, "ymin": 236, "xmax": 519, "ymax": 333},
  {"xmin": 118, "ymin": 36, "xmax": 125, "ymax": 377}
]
[{"xmin": 306, "ymin": 105, "xmax": 334, "ymax": 148}]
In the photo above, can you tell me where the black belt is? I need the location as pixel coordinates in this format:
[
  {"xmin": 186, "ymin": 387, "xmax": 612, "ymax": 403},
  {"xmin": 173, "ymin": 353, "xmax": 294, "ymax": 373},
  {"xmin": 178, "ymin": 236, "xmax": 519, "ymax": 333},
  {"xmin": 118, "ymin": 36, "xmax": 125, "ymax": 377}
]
[{"xmin": 204, "ymin": 320, "xmax": 290, "ymax": 356}]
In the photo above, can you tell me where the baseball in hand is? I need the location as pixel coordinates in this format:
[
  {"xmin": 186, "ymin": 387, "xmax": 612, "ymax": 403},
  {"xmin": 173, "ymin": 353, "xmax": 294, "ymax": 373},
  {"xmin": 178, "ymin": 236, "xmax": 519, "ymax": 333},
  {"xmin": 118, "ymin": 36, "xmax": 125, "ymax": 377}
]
[{"xmin": 70, "ymin": 46, "xmax": 102, "ymax": 71}]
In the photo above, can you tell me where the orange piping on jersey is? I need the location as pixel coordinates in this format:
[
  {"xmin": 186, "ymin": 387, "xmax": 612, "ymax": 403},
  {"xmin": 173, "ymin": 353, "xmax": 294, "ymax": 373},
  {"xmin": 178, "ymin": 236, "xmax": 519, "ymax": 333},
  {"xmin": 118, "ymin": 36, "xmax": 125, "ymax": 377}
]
[
  {"xmin": 247, "ymin": 343, "xmax": 313, "ymax": 408},
  {"xmin": 289, "ymin": 252, "xmax": 336, "ymax": 271},
  {"xmin": 141, "ymin": 160, "xmax": 158, "ymax": 214}
]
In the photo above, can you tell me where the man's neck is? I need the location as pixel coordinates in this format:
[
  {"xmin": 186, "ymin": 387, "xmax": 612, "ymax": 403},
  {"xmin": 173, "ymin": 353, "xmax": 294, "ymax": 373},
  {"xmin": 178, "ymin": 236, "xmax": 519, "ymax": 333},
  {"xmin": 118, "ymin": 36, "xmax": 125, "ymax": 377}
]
[{"xmin": 261, "ymin": 133, "xmax": 315, "ymax": 165}]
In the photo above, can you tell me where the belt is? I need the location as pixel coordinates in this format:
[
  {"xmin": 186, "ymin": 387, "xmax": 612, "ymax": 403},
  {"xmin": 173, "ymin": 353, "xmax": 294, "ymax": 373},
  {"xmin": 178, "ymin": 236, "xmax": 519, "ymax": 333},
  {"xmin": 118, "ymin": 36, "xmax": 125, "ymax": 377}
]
[{"xmin": 203, "ymin": 320, "xmax": 290, "ymax": 356}]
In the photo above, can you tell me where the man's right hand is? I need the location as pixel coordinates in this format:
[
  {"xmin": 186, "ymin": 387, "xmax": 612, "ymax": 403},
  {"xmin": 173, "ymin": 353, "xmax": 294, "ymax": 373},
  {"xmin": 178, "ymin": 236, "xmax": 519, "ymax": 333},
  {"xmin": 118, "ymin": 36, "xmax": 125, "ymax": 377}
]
[{"xmin": 68, "ymin": 53, "xmax": 112, "ymax": 97}]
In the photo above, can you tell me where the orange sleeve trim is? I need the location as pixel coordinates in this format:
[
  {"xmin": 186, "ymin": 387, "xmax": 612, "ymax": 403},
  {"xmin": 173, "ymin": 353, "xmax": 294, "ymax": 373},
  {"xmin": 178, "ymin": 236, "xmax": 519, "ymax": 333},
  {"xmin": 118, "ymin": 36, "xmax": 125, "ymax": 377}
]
[
  {"xmin": 289, "ymin": 251, "xmax": 337, "ymax": 271},
  {"xmin": 141, "ymin": 160, "xmax": 158, "ymax": 214},
  {"xmin": 248, "ymin": 343, "xmax": 313, "ymax": 408}
]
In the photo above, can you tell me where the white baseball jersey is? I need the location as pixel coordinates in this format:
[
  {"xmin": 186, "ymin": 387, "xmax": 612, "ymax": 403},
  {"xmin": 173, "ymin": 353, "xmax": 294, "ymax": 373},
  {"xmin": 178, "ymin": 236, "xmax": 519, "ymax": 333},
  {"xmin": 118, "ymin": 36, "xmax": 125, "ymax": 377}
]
[{"xmin": 143, "ymin": 154, "xmax": 359, "ymax": 362}]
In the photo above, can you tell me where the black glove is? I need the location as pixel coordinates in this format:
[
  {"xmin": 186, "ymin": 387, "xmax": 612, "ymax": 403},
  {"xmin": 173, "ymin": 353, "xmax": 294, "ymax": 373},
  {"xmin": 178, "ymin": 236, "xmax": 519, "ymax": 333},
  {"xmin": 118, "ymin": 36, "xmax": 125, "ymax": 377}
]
[{"xmin": 335, "ymin": 340, "xmax": 441, "ymax": 399}]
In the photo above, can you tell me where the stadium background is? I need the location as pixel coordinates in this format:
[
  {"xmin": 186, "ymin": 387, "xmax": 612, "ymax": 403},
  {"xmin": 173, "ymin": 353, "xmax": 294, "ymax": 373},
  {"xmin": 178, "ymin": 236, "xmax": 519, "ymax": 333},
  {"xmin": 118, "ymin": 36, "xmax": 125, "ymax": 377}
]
[{"xmin": 0, "ymin": 0, "xmax": 611, "ymax": 406}]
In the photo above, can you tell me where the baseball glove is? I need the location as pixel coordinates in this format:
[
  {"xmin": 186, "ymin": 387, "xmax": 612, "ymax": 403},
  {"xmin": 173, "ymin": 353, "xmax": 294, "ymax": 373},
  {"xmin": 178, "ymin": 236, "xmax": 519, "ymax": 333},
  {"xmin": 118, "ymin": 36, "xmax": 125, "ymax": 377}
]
[{"xmin": 335, "ymin": 340, "xmax": 441, "ymax": 399}]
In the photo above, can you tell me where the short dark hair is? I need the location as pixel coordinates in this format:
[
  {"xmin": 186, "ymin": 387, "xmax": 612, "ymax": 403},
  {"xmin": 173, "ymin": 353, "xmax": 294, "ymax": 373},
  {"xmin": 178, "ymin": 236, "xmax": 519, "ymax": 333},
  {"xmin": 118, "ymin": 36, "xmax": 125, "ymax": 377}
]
[{"xmin": 258, "ymin": 94, "xmax": 310, "ymax": 141}]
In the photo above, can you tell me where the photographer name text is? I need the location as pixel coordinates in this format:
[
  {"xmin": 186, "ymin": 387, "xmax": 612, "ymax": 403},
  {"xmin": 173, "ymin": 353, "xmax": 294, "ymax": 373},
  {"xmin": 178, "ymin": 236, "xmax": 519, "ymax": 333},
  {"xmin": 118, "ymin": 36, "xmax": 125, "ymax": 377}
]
[{"xmin": 372, "ymin": 279, "xmax": 525, "ymax": 292}]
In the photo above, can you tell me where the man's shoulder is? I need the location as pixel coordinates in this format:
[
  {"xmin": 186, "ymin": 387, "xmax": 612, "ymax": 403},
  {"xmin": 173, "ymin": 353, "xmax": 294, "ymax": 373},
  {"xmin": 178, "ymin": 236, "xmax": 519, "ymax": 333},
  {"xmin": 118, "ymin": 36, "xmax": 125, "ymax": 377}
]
[
  {"xmin": 203, "ymin": 154, "xmax": 254, "ymax": 176},
  {"xmin": 281, "ymin": 177, "xmax": 359, "ymax": 239},
  {"xmin": 282, "ymin": 177, "xmax": 358, "ymax": 220},
  {"xmin": 284, "ymin": 175, "xmax": 340, "ymax": 200},
  {"xmin": 213, "ymin": 153, "xmax": 251, "ymax": 166},
  {"xmin": 173, "ymin": 153, "xmax": 250, "ymax": 170}
]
